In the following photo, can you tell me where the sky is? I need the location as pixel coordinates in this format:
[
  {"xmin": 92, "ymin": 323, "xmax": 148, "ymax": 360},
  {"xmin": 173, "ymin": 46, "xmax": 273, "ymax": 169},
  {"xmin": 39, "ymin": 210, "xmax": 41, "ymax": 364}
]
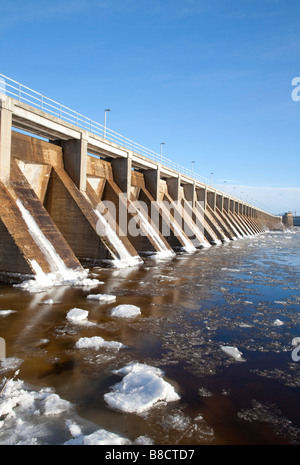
[{"xmin": 1, "ymin": 0, "xmax": 300, "ymax": 215}]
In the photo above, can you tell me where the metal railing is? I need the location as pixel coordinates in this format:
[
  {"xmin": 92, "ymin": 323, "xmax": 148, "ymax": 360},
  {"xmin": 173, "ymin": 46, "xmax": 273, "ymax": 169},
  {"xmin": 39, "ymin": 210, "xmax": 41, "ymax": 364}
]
[{"xmin": 0, "ymin": 73, "xmax": 211, "ymax": 186}]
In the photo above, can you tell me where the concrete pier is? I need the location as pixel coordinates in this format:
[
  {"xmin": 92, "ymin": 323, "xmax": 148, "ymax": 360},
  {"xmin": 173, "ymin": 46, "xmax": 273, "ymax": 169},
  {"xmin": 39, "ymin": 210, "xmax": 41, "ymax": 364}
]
[{"xmin": 0, "ymin": 91, "xmax": 283, "ymax": 282}]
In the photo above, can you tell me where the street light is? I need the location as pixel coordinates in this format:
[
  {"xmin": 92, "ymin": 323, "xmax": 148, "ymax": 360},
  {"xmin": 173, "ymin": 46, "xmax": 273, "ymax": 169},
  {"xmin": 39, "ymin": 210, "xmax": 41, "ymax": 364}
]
[
  {"xmin": 104, "ymin": 108, "xmax": 111, "ymax": 138},
  {"xmin": 191, "ymin": 161, "xmax": 195, "ymax": 172},
  {"xmin": 210, "ymin": 172, "xmax": 214, "ymax": 185},
  {"xmin": 160, "ymin": 142, "xmax": 165, "ymax": 163}
]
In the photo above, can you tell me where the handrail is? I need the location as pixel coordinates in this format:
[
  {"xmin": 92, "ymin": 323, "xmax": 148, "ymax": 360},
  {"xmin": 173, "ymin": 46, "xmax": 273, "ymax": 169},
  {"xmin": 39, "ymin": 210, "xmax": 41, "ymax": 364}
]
[{"xmin": 0, "ymin": 73, "xmax": 210, "ymax": 185}]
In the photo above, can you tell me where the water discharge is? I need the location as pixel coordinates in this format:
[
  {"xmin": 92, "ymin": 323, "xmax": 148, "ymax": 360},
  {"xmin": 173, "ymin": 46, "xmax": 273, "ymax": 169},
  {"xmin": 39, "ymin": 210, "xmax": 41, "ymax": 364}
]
[{"xmin": 94, "ymin": 208, "xmax": 143, "ymax": 268}]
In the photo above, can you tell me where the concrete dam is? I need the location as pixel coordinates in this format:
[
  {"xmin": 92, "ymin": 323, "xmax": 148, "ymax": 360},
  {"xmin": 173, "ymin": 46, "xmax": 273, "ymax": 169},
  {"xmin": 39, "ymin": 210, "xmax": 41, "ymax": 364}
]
[{"xmin": 0, "ymin": 76, "xmax": 282, "ymax": 284}]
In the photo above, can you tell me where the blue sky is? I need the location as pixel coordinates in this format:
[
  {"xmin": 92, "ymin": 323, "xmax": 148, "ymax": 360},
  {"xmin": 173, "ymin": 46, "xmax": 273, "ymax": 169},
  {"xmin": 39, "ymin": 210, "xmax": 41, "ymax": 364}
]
[{"xmin": 1, "ymin": 0, "xmax": 300, "ymax": 214}]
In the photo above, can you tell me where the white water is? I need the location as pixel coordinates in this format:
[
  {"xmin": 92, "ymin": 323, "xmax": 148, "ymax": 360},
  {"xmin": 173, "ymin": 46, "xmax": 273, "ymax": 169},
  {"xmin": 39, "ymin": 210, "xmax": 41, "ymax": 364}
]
[
  {"xmin": 130, "ymin": 204, "xmax": 175, "ymax": 259},
  {"xmin": 94, "ymin": 208, "xmax": 143, "ymax": 268},
  {"xmin": 169, "ymin": 219, "xmax": 197, "ymax": 253},
  {"xmin": 16, "ymin": 199, "xmax": 72, "ymax": 274},
  {"xmin": 15, "ymin": 199, "xmax": 100, "ymax": 292}
]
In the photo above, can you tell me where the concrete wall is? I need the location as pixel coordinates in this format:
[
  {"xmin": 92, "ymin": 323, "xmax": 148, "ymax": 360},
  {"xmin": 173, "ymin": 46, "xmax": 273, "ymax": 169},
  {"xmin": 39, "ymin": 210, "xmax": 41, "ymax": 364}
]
[{"xmin": 0, "ymin": 93, "xmax": 283, "ymax": 281}]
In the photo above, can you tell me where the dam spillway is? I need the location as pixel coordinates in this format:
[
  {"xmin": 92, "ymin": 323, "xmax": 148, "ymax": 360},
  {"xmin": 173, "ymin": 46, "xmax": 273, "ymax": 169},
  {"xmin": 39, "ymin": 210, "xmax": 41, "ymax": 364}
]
[{"xmin": 0, "ymin": 78, "xmax": 282, "ymax": 285}]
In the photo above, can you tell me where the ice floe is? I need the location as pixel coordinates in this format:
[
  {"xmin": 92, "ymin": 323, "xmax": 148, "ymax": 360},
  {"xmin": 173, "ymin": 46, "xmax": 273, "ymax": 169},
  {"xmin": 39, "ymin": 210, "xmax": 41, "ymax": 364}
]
[
  {"xmin": 273, "ymin": 319, "xmax": 284, "ymax": 326},
  {"xmin": 87, "ymin": 294, "xmax": 116, "ymax": 303},
  {"xmin": 65, "ymin": 428, "xmax": 130, "ymax": 445},
  {"xmin": 0, "ymin": 375, "xmax": 151, "ymax": 445},
  {"xmin": 110, "ymin": 304, "xmax": 141, "ymax": 319},
  {"xmin": 64, "ymin": 422, "xmax": 152, "ymax": 445},
  {"xmin": 75, "ymin": 336, "xmax": 126, "ymax": 351},
  {"xmin": 104, "ymin": 363, "xmax": 180, "ymax": 413},
  {"xmin": 0, "ymin": 376, "xmax": 71, "ymax": 444},
  {"xmin": 221, "ymin": 345, "xmax": 245, "ymax": 361},
  {"xmin": 66, "ymin": 308, "xmax": 89, "ymax": 322},
  {"xmin": 0, "ymin": 357, "xmax": 23, "ymax": 374},
  {"xmin": 0, "ymin": 310, "xmax": 16, "ymax": 316}
]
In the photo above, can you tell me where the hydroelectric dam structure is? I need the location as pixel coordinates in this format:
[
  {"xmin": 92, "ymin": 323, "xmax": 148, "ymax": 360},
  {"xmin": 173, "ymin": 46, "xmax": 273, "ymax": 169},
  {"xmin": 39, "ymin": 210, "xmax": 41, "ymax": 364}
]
[{"xmin": 0, "ymin": 75, "xmax": 282, "ymax": 284}]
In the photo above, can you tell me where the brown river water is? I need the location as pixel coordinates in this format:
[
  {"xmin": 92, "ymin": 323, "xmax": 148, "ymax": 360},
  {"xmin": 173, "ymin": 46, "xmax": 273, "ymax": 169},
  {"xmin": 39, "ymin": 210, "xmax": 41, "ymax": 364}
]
[{"xmin": 0, "ymin": 228, "xmax": 300, "ymax": 445}]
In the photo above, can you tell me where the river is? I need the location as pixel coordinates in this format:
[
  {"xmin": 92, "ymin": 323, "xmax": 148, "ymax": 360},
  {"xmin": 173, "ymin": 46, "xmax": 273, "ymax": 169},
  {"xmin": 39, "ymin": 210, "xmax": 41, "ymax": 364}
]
[{"xmin": 0, "ymin": 228, "xmax": 300, "ymax": 445}]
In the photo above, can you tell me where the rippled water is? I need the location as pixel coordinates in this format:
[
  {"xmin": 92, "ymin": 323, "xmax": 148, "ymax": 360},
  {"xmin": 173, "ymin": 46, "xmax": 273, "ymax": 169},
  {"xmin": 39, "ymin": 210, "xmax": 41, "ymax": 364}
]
[{"xmin": 1, "ymin": 228, "xmax": 300, "ymax": 445}]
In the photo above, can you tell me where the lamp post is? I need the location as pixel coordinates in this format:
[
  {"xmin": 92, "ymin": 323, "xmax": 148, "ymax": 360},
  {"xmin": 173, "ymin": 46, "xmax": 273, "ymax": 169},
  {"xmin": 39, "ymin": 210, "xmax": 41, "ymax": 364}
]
[
  {"xmin": 191, "ymin": 161, "xmax": 195, "ymax": 173},
  {"xmin": 160, "ymin": 142, "xmax": 165, "ymax": 163},
  {"xmin": 210, "ymin": 172, "xmax": 214, "ymax": 185},
  {"xmin": 104, "ymin": 108, "xmax": 111, "ymax": 138}
]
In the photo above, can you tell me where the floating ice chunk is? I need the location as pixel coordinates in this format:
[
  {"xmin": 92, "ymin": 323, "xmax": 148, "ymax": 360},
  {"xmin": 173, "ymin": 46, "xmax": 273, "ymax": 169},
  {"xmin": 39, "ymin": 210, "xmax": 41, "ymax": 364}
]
[
  {"xmin": 134, "ymin": 436, "xmax": 154, "ymax": 445},
  {"xmin": 66, "ymin": 420, "xmax": 82, "ymax": 439},
  {"xmin": 221, "ymin": 268, "xmax": 241, "ymax": 272},
  {"xmin": 0, "ymin": 377, "xmax": 73, "ymax": 444},
  {"xmin": 87, "ymin": 294, "xmax": 116, "ymax": 303},
  {"xmin": 221, "ymin": 345, "xmax": 245, "ymax": 361},
  {"xmin": 43, "ymin": 393, "xmax": 71, "ymax": 416},
  {"xmin": 65, "ymin": 428, "xmax": 130, "ymax": 445},
  {"xmin": 75, "ymin": 336, "xmax": 126, "ymax": 351},
  {"xmin": 273, "ymin": 319, "xmax": 284, "ymax": 326},
  {"xmin": 0, "ymin": 357, "xmax": 23, "ymax": 373},
  {"xmin": 65, "ymin": 422, "xmax": 152, "ymax": 446},
  {"xmin": 198, "ymin": 387, "xmax": 213, "ymax": 397},
  {"xmin": 66, "ymin": 308, "xmax": 89, "ymax": 322},
  {"xmin": 40, "ymin": 299, "xmax": 54, "ymax": 305},
  {"xmin": 0, "ymin": 310, "xmax": 16, "ymax": 316},
  {"xmin": 110, "ymin": 304, "xmax": 141, "ymax": 319},
  {"xmin": 84, "ymin": 429, "xmax": 131, "ymax": 445},
  {"xmin": 104, "ymin": 363, "xmax": 180, "ymax": 413}
]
